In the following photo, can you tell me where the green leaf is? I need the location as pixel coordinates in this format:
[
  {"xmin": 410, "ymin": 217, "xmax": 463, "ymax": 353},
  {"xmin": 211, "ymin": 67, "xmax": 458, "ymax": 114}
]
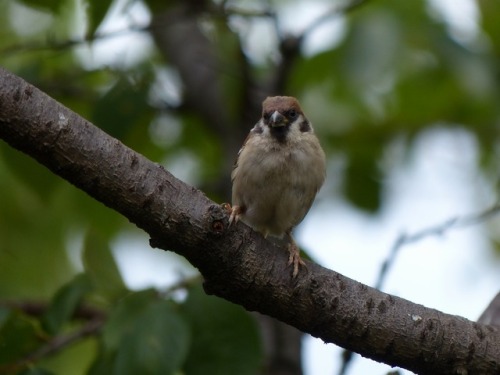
[
  {"xmin": 101, "ymin": 290, "xmax": 157, "ymax": 351},
  {"xmin": 96, "ymin": 290, "xmax": 190, "ymax": 375},
  {"xmin": 477, "ymin": 0, "xmax": 500, "ymax": 55},
  {"xmin": 42, "ymin": 274, "xmax": 93, "ymax": 335},
  {"xmin": 0, "ymin": 308, "xmax": 9, "ymax": 326},
  {"xmin": 182, "ymin": 286, "xmax": 262, "ymax": 375},
  {"xmin": 19, "ymin": 368, "xmax": 57, "ymax": 375},
  {"xmin": 113, "ymin": 301, "xmax": 190, "ymax": 375},
  {"xmin": 91, "ymin": 73, "xmax": 154, "ymax": 141},
  {"xmin": 18, "ymin": 0, "xmax": 65, "ymax": 12},
  {"xmin": 344, "ymin": 152, "xmax": 382, "ymax": 213},
  {"xmin": 0, "ymin": 145, "xmax": 60, "ymax": 203},
  {"xmin": 87, "ymin": 350, "xmax": 115, "ymax": 375},
  {"xmin": 85, "ymin": 0, "xmax": 113, "ymax": 37},
  {"xmin": 0, "ymin": 310, "xmax": 42, "ymax": 365},
  {"xmin": 82, "ymin": 232, "xmax": 128, "ymax": 302}
]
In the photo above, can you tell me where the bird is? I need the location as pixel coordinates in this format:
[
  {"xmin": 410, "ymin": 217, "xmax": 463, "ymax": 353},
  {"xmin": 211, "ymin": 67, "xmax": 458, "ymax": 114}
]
[{"xmin": 228, "ymin": 96, "xmax": 326, "ymax": 277}]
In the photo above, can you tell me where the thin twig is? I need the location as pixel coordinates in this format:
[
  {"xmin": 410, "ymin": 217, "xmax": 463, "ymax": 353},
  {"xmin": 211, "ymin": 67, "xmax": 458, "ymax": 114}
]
[
  {"xmin": 300, "ymin": 0, "xmax": 373, "ymax": 40},
  {"xmin": 224, "ymin": 6, "xmax": 275, "ymax": 19},
  {"xmin": 0, "ymin": 300, "xmax": 106, "ymax": 321},
  {"xmin": 0, "ymin": 318, "xmax": 104, "ymax": 374},
  {"xmin": 375, "ymin": 201, "xmax": 500, "ymax": 290},
  {"xmin": 2, "ymin": 24, "xmax": 149, "ymax": 57}
]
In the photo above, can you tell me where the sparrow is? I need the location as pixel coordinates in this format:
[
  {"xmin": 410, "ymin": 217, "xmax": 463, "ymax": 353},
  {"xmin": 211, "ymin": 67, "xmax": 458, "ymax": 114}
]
[{"xmin": 228, "ymin": 96, "xmax": 326, "ymax": 277}]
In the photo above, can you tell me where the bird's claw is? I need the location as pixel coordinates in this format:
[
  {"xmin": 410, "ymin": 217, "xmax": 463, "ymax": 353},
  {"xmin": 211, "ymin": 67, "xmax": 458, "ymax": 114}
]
[
  {"xmin": 221, "ymin": 203, "xmax": 241, "ymax": 226},
  {"xmin": 287, "ymin": 243, "xmax": 307, "ymax": 278},
  {"xmin": 221, "ymin": 203, "xmax": 232, "ymax": 214}
]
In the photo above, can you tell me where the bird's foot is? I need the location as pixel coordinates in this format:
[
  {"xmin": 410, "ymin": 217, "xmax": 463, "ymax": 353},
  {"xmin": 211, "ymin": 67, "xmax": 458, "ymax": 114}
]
[
  {"xmin": 287, "ymin": 242, "xmax": 306, "ymax": 278},
  {"xmin": 221, "ymin": 202, "xmax": 232, "ymax": 214},
  {"xmin": 221, "ymin": 203, "xmax": 242, "ymax": 226}
]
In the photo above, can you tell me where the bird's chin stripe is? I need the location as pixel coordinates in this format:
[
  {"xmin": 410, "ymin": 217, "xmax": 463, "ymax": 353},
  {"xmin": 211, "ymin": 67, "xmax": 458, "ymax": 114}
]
[{"xmin": 270, "ymin": 125, "xmax": 289, "ymax": 143}]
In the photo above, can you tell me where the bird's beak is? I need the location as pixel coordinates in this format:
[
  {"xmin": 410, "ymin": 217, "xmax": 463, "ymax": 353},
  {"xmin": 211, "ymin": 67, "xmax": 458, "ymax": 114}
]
[{"xmin": 270, "ymin": 111, "xmax": 287, "ymax": 127}]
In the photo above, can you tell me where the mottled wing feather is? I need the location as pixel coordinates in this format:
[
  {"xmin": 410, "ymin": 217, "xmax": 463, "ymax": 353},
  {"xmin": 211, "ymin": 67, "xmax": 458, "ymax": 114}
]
[{"xmin": 231, "ymin": 123, "xmax": 262, "ymax": 183}]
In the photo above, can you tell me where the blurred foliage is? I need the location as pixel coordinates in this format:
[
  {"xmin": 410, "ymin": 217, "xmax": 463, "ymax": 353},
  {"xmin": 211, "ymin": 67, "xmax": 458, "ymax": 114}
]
[{"xmin": 0, "ymin": 0, "xmax": 499, "ymax": 373}]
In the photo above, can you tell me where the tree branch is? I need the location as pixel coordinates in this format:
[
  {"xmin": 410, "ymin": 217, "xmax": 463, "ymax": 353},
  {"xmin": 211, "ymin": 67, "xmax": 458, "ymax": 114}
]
[
  {"xmin": 1, "ymin": 67, "xmax": 499, "ymax": 374},
  {"xmin": 339, "ymin": 202, "xmax": 500, "ymax": 374}
]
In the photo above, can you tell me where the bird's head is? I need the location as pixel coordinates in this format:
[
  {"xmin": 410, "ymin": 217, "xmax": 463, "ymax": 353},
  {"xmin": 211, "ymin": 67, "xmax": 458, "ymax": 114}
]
[{"xmin": 261, "ymin": 96, "xmax": 311, "ymax": 142}]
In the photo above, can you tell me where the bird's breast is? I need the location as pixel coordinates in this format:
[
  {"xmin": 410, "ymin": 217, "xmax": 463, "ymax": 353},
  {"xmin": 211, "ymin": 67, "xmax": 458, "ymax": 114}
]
[{"xmin": 232, "ymin": 137, "xmax": 325, "ymax": 235}]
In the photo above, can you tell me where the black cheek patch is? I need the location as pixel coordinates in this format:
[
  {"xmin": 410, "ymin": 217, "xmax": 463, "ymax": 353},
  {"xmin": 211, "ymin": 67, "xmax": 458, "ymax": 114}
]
[
  {"xmin": 299, "ymin": 120, "xmax": 311, "ymax": 132},
  {"xmin": 252, "ymin": 124, "xmax": 264, "ymax": 134}
]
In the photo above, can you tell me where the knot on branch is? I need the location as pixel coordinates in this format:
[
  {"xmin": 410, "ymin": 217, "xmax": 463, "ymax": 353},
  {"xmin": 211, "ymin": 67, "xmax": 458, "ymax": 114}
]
[{"xmin": 208, "ymin": 204, "xmax": 230, "ymax": 236}]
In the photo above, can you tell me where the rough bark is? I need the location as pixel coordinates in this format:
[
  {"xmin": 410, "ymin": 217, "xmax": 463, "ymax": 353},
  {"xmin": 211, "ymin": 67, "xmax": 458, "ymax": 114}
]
[{"xmin": 1, "ymin": 67, "xmax": 499, "ymax": 375}]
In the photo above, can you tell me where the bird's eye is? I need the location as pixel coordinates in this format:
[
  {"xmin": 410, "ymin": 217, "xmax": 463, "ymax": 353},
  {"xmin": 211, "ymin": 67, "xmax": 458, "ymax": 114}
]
[
  {"xmin": 263, "ymin": 112, "xmax": 271, "ymax": 121},
  {"xmin": 287, "ymin": 109, "xmax": 297, "ymax": 119}
]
